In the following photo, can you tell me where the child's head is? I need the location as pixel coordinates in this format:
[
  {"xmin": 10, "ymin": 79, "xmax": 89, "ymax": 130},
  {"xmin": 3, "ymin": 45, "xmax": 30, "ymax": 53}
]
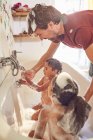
[
  {"xmin": 49, "ymin": 72, "xmax": 78, "ymax": 106},
  {"xmin": 44, "ymin": 58, "xmax": 62, "ymax": 77}
]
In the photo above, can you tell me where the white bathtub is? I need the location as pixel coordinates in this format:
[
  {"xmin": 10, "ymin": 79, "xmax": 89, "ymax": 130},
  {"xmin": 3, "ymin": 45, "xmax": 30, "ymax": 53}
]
[
  {"xmin": 62, "ymin": 62, "xmax": 93, "ymax": 139},
  {"xmin": 0, "ymin": 62, "xmax": 93, "ymax": 140}
]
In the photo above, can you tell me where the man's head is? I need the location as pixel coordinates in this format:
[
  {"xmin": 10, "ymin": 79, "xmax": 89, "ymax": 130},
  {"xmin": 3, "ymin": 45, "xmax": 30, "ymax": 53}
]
[
  {"xmin": 44, "ymin": 58, "xmax": 62, "ymax": 77},
  {"xmin": 27, "ymin": 4, "xmax": 63, "ymax": 40},
  {"xmin": 49, "ymin": 72, "xmax": 78, "ymax": 106}
]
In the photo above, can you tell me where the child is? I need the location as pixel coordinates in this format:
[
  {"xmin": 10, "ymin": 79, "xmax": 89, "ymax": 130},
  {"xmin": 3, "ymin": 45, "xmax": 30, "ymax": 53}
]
[
  {"xmin": 18, "ymin": 58, "xmax": 62, "ymax": 136},
  {"xmin": 33, "ymin": 72, "xmax": 91, "ymax": 140},
  {"xmin": 27, "ymin": 58, "xmax": 62, "ymax": 116}
]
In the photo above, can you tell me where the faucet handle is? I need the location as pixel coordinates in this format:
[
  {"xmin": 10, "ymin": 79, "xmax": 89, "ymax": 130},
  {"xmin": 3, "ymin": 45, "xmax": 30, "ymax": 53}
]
[{"xmin": 11, "ymin": 50, "xmax": 22, "ymax": 58}]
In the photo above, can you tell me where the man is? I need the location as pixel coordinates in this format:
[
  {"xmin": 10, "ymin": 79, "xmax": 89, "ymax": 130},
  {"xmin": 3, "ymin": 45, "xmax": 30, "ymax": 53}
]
[{"xmin": 22, "ymin": 4, "xmax": 93, "ymax": 102}]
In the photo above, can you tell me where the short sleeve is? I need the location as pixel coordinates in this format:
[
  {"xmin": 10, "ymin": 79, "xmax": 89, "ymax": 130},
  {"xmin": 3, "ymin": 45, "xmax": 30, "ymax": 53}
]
[{"xmin": 75, "ymin": 28, "xmax": 93, "ymax": 50}]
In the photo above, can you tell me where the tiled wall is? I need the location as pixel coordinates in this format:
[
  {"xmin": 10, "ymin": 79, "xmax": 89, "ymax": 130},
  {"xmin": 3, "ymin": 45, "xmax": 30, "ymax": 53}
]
[
  {"xmin": 0, "ymin": 0, "xmax": 21, "ymax": 126},
  {"xmin": 0, "ymin": 0, "xmax": 14, "ymax": 85}
]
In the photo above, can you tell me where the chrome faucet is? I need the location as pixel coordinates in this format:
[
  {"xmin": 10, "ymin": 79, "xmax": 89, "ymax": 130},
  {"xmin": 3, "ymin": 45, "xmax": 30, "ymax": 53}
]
[{"xmin": 0, "ymin": 50, "xmax": 25, "ymax": 76}]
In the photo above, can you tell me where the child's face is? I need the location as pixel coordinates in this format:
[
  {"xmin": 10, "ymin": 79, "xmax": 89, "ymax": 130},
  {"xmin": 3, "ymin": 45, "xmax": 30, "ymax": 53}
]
[{"xmin": 44, "ymin": 62, "xmax": 57, "ymax": 77}]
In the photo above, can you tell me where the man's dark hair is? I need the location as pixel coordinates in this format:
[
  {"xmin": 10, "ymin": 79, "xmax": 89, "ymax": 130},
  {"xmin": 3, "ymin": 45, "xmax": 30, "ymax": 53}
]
[
  {"xmin": 46, "ymin": 58, "xmax": 62, "ymax": 73},
  {"xmin": 28, "ymin": 4, "xmax": 62, "ymax": 34}
]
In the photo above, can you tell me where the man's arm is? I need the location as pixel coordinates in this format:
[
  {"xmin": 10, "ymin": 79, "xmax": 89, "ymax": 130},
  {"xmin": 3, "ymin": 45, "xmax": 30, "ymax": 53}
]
[
  {"xmin": 84, "ymin": 78, "xmax": 93, "ymax": 102},
  {"xmin": 85, "ymin": 43, "xmax": 93, "ymax": 63},
  {"xmin": 22, "ymin": 42, "xmax": 60, "ymax": 79},
  {"xmin": 32, "ymin": 42, "xmax": 60, "ymax": 72},
  {"xmin": 84, "ymin": 43, "xmax": 93, "ymax": 101}
]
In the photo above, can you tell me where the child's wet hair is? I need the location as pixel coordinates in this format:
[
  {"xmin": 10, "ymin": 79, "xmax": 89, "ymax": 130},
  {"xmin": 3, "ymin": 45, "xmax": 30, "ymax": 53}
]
[{"xmin": 46, "ymin": 58, "xmax": 62, "ymax": 73}]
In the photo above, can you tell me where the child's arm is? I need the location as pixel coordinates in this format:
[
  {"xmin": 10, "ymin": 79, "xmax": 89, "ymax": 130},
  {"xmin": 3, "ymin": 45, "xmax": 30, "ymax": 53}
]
[
  {"xmin": 34, "ymin": 109, "xmax": 49, "ymax": 139},
  {"xmin": 16, "ymin": 79, "xmax": 28, "ymax": 86},
  {"xmin": 37, "ymin": 77, "xmax": 44, "ymax": 86},
  {"xmin": 25, "ymin": 77, "xmax": 50, "ymax": 92}
]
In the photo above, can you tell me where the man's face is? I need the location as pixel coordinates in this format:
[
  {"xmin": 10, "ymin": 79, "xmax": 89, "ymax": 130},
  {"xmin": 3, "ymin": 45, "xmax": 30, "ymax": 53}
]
[
  {"xmin": 34, "ymin": 22, "xmax": 59, "ymax": 40},
  {"xmin": 35, "ymin": 28, "xmax": 57, "ymax": 40}
]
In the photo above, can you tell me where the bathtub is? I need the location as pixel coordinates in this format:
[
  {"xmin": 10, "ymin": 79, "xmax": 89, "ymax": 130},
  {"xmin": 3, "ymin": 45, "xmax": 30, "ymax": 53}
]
[
  {"xmin": 62, "ymin": 62, "xmax": 93, "ymax": 139},
  {"xmin": 0, "ymin": 62, "xmax": 93, "ymax": 140}
]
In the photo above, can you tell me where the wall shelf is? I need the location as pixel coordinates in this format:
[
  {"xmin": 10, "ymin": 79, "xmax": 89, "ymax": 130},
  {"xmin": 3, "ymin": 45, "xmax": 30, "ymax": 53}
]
[
  {"xmin": 12, "ymin": 11, "xmax": 30, "ymax": 17},
  {"xmin": 13, "ymin": 34, "xmax": 40, "ymax": 42}
]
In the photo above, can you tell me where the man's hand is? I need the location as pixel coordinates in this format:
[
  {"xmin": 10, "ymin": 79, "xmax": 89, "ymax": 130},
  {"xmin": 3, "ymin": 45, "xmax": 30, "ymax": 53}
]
[{"xmin": 21, "ymin": 69, "xmax": 36, "ymax": 80}]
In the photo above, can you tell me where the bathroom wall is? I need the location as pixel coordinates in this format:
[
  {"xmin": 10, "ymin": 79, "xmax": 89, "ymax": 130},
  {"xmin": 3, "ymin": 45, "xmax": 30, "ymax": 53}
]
[
  {"xmin": 0, "ymin": 0, "xmax": 55, "ymax": 128},
  {"xmin": 0, "ymin": 0, "xmax": 13, "ymax": 103},
  {"xmin": 0, "ymin": 0, "xmax": 22, "ymax": 127}
]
